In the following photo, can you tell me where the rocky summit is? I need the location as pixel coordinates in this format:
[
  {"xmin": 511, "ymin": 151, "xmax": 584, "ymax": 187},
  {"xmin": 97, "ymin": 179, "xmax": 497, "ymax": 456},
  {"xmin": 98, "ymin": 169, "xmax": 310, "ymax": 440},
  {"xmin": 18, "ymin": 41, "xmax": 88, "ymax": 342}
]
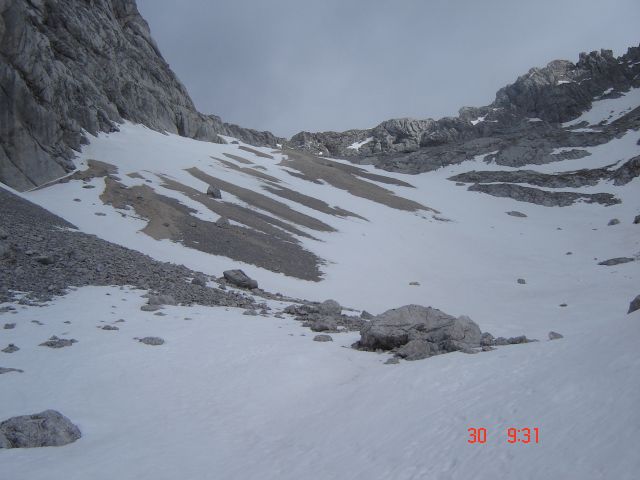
[{"xmin": 290, "ymin": 48, "xmax": 640, "ymax": 168}]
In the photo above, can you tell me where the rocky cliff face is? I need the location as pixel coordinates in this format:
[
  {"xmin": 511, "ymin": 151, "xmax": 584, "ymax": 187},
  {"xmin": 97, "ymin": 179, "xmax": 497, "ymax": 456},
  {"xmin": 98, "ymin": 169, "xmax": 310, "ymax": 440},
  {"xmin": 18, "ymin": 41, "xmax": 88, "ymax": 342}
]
[
  {"xmin": 289, "ymin": 47, "xmax": 640, "ymax": 173},
  {"xmin": 0, "ymin": 0, "xmax": 282, "ymax": 191}
]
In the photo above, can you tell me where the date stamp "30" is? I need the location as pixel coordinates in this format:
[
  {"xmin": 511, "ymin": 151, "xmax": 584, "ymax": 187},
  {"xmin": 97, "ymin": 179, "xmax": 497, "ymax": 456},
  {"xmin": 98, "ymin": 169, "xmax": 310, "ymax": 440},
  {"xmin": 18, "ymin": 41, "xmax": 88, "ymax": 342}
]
[{"xmin": 467, "ymin": 427, "xmax": 540, "ymax": 444}]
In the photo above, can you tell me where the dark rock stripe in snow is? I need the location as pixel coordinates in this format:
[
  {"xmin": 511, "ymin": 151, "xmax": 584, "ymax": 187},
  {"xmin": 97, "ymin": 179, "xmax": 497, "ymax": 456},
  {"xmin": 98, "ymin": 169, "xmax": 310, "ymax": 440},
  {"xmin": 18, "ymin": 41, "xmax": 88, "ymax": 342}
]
[{"xmin": 467, "ymin": 183, "xmax": 620, "ymax": 207}]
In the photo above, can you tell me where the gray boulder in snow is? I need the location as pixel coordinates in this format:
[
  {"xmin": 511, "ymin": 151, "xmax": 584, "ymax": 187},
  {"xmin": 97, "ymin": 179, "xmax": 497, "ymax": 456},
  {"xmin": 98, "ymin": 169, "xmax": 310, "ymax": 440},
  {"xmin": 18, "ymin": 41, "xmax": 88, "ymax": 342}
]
[
  {"xmin": 309, "ymin": 317, "xmax": 338, "ymax": 332},
  {"xmin": 0, "ymin": 410, "xmax": 81, "ymax": 449},
  {"xmin": 318, "ymin": 299, "xmax": 341, "ymax": 316},
  {"xmin": 39, "ymin": 336, "xmax": 77, "ymax": 348},
  {"xmin": 517, "ymin": 278, "xmax": 527, "ymax": 284},
  {"xmin": 313, "ymin": 335, "xmax": 333, "ymax": 342},
  {"xmin": 138, "ymin": 336, "xmax": 165, "ymax": 346},
  {"xmin": 223, "ymin": 269, "xmax": 258, "ymax": 289},
  {"xmin": 191, "ymin": 274, "xmax": 207, "ymax": 287},
  {"xmin": 598, "ymin": 257, "xmax": 635, "ymax": 266},
  {"xmin": 207, "ymin": 185, "xmax": 222, "ymax": 199},
  {"xmin": 607, "ymin": 218, "xmax": 620, "ymax": 226},
  {"xmin": 628, "ymin": 295, "xmax": 640, "ymax": 314},
  {"xmin": 548, "ymin": 331, "xmax": 564, "ymax": 340},
  {"xmin": 506, "ymin": 211, "xmax": 527, "ymax": 217},
  {"xmin": 634, "ymin": 215, "xmax": 640, "ymax": 224},
  {"xmin": 2, "ymin": 344, "xmax": 19, "ymax": 353},
  {"xmin": 356, "ymin": 305, "xmax": 483, "ymax": 360}
]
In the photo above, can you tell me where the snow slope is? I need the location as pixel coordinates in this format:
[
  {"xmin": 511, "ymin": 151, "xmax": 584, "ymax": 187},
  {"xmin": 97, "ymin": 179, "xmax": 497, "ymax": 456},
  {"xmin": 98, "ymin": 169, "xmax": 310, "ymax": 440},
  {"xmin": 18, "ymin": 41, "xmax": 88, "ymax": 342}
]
[
  {"xmin": 2, "ymin": 108, "xmax": 640, "ymax": 479},
  {"xmin": 23, "ymin": 123, "xmax": 640, "ymax": 331},
  {"xmin": 1, "ymin": 285, "xmax": 639, "ymax": 480}
]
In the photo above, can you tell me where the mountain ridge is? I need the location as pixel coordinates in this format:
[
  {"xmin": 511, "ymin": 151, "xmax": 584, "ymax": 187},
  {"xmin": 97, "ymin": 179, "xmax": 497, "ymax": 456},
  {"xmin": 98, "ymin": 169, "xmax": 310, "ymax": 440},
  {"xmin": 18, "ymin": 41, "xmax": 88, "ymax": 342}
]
[{"xmin": 289, "ymin": 46, "xmax": 640, "ymax": 172}]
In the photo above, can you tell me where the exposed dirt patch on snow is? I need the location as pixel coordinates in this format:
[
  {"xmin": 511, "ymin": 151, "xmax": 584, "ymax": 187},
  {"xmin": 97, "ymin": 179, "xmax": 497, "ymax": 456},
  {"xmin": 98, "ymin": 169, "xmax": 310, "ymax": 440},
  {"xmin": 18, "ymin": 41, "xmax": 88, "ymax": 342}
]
[
  {"xmin": 280, "ymin": 149, "xmax": 437, "ymax": 212},
  {"xmin": 187, "ymin": 167, "xmax": 335, "ymax": 232},
  {"xmin": 101, "ymin": 176, "xmax": 323, "ymax": 281}
]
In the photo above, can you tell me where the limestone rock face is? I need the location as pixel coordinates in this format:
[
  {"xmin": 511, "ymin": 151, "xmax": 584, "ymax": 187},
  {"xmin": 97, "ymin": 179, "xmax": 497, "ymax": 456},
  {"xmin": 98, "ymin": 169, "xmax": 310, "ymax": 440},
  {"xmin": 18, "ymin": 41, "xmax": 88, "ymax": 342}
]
[{"xmin": 0, "ymin": 0, "xmax": 282, "ymax": 190}]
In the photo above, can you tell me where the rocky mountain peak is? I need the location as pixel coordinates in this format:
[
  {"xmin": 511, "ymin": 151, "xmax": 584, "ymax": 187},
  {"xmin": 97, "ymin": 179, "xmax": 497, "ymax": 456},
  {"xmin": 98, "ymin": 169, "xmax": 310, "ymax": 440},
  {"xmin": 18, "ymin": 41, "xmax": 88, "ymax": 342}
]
[
  {"xmin": 493, "ymin": 47, "xmax": 637, "ymax": 123},
  {"xmin": 289, "ymin": 44, "xmax": 640, "ymax": 172}
]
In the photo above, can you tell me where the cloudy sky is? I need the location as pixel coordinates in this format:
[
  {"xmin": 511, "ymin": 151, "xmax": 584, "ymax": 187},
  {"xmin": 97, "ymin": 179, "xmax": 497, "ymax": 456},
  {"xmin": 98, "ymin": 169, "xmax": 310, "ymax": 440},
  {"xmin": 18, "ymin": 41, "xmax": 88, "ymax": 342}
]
[{"xmin": 137, "ymin": 0, "xmax": 639, "ymax": 138}]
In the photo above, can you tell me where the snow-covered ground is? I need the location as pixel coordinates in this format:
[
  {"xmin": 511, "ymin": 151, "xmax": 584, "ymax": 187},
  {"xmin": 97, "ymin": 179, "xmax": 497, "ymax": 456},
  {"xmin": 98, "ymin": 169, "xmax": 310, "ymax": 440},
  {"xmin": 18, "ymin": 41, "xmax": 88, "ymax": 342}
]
[
  {"xmin": 3, "ymin": 106, "xmax": 640, "ymax": 479},
  {"xmin": 1, "ymin": 285, "xmax": 639, "ymax": 480}
]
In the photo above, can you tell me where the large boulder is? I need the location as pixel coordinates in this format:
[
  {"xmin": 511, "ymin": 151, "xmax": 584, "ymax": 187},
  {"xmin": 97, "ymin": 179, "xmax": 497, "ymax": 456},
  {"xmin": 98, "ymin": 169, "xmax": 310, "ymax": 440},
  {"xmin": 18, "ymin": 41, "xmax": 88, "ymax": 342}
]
[
  {"xmin": 207, "ymin": 185, "xmax": 222, "ymax": 199},
  {"xmin": 318, "ymin": 299, "xmax": 341, "ymax": 316},
  {"xmin": 223, "ymin": 269, "xmax": 258, "ymax": 289},
  {"xmin": 357, "ymin": 305, "xmax": 483, "ymax": 360},
  {"xmin": 0, "ymin": 410, "xmax": 81, "ymax": 448}
]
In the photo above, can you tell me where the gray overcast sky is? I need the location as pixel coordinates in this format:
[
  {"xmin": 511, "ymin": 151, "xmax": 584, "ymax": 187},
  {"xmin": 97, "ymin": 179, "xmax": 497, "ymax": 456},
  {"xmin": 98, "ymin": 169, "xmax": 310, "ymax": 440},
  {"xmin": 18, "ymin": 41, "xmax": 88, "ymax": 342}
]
[{"xmin": 137, "ymin": 0, "xmax": 639, "ymax": 138}]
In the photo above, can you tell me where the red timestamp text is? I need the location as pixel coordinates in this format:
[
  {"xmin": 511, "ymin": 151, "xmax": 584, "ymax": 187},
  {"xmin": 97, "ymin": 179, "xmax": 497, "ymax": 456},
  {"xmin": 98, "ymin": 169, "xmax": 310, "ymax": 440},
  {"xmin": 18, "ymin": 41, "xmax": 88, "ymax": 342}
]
[{"xmin": 467, "ymin": 427, "xmax": 540, "ymax": 444}]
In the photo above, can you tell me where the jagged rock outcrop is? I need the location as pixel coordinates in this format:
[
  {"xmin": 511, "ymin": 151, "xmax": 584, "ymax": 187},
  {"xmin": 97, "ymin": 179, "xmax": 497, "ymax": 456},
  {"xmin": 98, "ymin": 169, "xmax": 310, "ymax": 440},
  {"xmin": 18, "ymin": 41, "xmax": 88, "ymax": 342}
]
[
  {"xmin": 0, "ymin": 0, "xmax": 283, "ymax": 191},
  {"xmin": 289, "ymin": 46, "xmax": 640, "ymax": 175},
  {"xmin": 467, "ymin": 183, "xmax": 620, "ymax": 207},
  {"xmin": 449, "ymin": 156, "xmax": 640, "ymax": 189}
]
